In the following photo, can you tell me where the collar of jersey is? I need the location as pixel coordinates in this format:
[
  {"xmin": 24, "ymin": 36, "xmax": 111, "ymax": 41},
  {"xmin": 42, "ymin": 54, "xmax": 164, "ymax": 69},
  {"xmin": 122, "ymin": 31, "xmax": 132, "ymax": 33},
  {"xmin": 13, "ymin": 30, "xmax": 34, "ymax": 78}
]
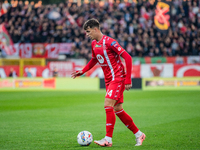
[{"xmin": 96, "ymin": 35, "xmax": 105, "ymax": 43}]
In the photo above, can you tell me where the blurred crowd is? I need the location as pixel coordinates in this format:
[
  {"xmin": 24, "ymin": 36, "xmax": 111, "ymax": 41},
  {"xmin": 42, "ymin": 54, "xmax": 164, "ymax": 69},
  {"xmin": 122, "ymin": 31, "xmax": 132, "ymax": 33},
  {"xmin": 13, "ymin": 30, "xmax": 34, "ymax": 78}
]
[{"xmin": 0, "ymin": 0, "xmax": 200, "ymax": 61}]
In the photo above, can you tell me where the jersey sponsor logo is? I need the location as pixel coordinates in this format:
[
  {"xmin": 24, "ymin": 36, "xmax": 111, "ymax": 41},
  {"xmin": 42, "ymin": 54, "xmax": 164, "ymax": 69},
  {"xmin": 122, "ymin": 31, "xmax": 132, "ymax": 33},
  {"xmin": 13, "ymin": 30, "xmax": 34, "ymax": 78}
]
[
  {"xmin": 114, "ymin": 44, "xmax": 118, "ymax": 47},
  {"xmin": 95, "ymin": 44, "xmax": 102, "ymax": 47},
  {"xmin": 118, "ymin": 47, "xmax": 121, "ymax": 51},
  {"xmin": 111, "ymin": 41, "xmax": 116, "ymax": 46},
  {"xmin": 96, "ymin": 54, "xmax": 104, "ymax": 64}
]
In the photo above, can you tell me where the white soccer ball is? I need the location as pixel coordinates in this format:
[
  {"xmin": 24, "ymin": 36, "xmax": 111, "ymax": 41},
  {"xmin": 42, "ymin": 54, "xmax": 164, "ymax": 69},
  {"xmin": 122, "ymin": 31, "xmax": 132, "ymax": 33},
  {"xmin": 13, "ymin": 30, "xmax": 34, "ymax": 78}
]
[{"xmin": 77, "ymin": 131, "xmax": 93, "ymax": 146}]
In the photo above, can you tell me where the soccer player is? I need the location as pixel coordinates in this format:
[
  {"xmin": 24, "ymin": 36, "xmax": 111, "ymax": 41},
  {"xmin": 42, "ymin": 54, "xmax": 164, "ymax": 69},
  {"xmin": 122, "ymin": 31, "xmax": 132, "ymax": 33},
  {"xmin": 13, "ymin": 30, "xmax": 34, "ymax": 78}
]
[{"xmin": 71, "ymin": 18, "xmax": 146, "ymax": 147}]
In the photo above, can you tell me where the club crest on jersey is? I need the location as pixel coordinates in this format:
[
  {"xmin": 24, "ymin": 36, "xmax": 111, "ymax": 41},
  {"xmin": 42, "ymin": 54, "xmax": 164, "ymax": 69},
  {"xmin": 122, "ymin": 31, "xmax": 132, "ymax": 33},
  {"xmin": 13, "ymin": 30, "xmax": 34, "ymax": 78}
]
[
  {"xmin": 118, "ymin": 47, "xmax": 121, "ymax": 51},
  {"xmin": 95, "ymin": 44, "xmax": 102, "ymax": 47},
  {"xmin": 96, "ymin": 54, "xmax": 104, "ymax": 64},
  {"xmin": 111, "ymin": 41, "xmax": 116, "ymax": 46}
]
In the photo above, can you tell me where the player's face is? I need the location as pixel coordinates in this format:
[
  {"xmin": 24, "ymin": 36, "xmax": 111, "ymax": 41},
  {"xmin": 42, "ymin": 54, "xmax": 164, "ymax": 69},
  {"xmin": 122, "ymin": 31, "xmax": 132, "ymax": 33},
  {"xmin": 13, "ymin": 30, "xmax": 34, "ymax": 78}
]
[{"xmin": 85, "ymin": 27, "xmax": 96, "ymax": 40}]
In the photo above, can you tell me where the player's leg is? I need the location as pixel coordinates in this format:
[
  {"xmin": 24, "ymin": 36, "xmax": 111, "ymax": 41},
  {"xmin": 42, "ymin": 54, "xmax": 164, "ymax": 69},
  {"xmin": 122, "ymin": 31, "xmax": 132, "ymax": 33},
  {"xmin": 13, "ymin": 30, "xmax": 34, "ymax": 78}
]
[
  {"xmin": 114, "ymin": 103, "xmax": 139, "ymax": 134},
  {"xmin": 104, "ymin": 98, "xmax": 116, "ymax": 141},
  {"xmin": 94, "ymin": 98, "xmax": 116, "ymax": 147},
  {"xmin": 114, "ymin": 103, "xmax": 146, "ymax": 146}
]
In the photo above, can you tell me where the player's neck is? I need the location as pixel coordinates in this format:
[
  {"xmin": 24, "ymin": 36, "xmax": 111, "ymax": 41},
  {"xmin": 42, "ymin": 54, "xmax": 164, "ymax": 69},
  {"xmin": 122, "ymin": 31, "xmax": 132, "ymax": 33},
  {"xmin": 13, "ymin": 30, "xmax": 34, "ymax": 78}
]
[{"xmin": 96, "ymin": 32, "xmax": 103, "ymax": 42}]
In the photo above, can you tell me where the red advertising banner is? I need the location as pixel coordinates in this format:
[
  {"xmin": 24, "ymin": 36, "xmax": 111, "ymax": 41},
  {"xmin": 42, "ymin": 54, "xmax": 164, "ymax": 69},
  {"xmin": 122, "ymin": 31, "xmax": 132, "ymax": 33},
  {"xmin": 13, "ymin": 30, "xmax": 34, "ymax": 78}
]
[
  {"xmin": 44, "ymin": 43, "xmax": 59, "ymax": 58},
  {"xmin": 0, "ymin": 66, "xmax": 19, "ymax": 78},
  {"xmin": 0, "ymin": 24, "xmax": 17, "ymax": 55},
  {"xmin": 174, "ymin": 64, "xmax": 200, "ymax": 77},
  {"xmin": 21, "ymin": 64, "xmax": 200, "ymax": 78},
  {"xmin": 86, "ymin": 64, "xmax": 200, "ymax": 78},
  {"xmin": 48, "ymin": 61, "xmax": 75, "ymax": 77},
  {"xmin": 32, "ymin": 43, "xmax": 46, "ymax": 58},
  {"xmin": 19, "ymin": 43, "xmax": 32, "ymax": 58},
  {"xmin": 132, "ymin": 65, "xmax": 140, "ymax": 78},
  {"xmin": 19, "ymin": 43, "xmax": 62, "ymax": 58},
  {"xmin": 2, "ymin": 63, "xmax": 200, "ymax": 78},
  {"xmin": 141, "ymin": 64, "xmax": 173, "ymax": 78},
  {"xmin": 23, "ymin": 66, "xmax": 49, "ymax": 78},
  {"xmin": 59, "ymin": 43, "xmax": 73, "ymax": 54}
]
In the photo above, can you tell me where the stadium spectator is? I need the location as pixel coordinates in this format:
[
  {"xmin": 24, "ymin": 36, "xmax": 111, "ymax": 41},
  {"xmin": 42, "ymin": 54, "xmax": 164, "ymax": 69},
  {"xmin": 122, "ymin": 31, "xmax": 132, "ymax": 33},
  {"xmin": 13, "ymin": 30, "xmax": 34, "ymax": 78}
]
[
  {"xmin": 26, "ymin": 68, "xmax": 33, "ymax": 77},
  {"xmin": 52, "ymin": 67, "xmax": 58, "ymax": 77},
  {"xmin": 0, "ymin": 0, "xmax": 199, "ymax": 60},
  {"xmin": 9, "ymin": 68, "xmax": 17, "ymax": 77}
]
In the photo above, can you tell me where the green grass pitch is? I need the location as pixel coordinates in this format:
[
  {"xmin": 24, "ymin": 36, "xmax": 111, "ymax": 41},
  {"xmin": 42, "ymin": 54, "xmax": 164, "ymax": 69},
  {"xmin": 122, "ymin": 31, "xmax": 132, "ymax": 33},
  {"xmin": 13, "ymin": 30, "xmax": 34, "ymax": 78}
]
[{"xmin": 0, "ymin": 90, "xmax": 199, "ymax": 150}]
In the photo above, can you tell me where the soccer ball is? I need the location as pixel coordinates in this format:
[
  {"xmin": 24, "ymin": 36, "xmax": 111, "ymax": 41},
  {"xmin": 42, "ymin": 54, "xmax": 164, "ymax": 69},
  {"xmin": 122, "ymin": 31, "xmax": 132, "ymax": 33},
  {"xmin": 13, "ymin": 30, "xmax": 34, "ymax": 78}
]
[{"xmin": 77, "ymin": 131, "xmax": 93, "ymax": 146}]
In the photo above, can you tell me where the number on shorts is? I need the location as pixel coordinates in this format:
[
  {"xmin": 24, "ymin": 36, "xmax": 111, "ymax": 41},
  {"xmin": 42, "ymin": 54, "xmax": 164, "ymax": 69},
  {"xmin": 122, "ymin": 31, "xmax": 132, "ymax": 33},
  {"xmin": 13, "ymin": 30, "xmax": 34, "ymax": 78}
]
[{"xmin": 107, "ymin": 90, "xmax": 113, "ymax": 97}]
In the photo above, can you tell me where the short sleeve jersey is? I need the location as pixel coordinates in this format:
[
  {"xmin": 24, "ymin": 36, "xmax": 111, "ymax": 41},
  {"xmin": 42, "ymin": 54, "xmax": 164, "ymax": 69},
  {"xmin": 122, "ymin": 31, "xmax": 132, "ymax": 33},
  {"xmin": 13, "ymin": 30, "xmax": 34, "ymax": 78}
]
[{"xmin": 91, "ymin": 35, "xmax": 126, "ymax": 84}]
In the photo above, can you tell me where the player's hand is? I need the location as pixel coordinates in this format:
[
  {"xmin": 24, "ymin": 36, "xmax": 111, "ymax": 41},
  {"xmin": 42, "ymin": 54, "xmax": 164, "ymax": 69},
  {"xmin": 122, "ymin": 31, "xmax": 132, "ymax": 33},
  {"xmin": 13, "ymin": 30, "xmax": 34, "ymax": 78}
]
[
  {"xmin": 71, "ymin": 70, "xmax": 83, "ymax": 79},
  {"xmin": 125, "ymin": 83, "xmax": 132, "ymax": 91}
]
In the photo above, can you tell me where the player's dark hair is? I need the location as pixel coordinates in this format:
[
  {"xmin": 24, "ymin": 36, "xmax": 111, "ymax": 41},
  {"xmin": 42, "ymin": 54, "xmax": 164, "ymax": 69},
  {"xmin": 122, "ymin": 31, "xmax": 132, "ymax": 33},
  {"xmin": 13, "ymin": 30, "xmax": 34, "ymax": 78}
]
[{"xmin": 83, "ymin": 18, "xmax": 100, "ymax": 30}]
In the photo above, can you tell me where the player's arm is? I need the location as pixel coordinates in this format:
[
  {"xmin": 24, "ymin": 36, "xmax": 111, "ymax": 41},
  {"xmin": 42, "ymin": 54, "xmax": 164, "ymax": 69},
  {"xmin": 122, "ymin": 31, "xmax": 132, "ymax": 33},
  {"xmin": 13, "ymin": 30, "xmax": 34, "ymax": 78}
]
[
  {"xmin": 121, "ymin": 51, "xmax": 132, "ymax": 91},
  {"xmin": 108, "ymin": 40, "xmax": 132, "ymax": 90},
  {"xmin": 71, "ymin": 58, "xmax": 98, "ymax": 79}
]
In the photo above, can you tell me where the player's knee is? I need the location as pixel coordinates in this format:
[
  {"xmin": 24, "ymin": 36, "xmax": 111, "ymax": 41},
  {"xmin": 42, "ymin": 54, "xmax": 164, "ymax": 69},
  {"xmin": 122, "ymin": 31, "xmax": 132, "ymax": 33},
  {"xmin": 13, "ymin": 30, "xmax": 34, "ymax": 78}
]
[
  {"xmin": 104, "ymin": 103, "xmax": 114, "ymax": 107},
  {"xmin": 104, "ymin": 98, "xmax": 116, "ymax": 107},
  {"xmin": 114, "ymin": 103, "xmax": 123, "ymax": 111}
]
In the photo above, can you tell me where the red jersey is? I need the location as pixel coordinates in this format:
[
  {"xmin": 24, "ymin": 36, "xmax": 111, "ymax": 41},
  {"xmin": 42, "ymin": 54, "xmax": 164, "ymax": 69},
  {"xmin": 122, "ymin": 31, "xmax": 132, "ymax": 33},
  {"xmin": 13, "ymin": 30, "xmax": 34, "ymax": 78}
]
[{"xmin": 91, "ymin": 35, "xmax": 126, "ymax": 84}]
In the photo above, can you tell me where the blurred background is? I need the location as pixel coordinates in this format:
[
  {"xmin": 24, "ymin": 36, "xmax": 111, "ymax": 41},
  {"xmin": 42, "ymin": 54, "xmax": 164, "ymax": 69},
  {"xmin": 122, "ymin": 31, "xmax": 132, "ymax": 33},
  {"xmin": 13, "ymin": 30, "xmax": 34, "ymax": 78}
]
[{"xmin": 0, "ymin": 0, "xmax": 200, "ymax": 90}]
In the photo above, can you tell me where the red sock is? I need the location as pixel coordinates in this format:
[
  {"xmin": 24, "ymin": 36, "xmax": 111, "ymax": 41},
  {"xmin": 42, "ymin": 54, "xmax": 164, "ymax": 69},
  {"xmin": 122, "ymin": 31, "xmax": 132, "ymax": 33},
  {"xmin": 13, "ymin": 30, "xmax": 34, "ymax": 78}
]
[
  {"xmin": 115, "ymin": 109, "xmax": 139, "ymax": 134},
  {"xmin": 105, "ymin": 106, "xmax": 116, "ymax": 138}
]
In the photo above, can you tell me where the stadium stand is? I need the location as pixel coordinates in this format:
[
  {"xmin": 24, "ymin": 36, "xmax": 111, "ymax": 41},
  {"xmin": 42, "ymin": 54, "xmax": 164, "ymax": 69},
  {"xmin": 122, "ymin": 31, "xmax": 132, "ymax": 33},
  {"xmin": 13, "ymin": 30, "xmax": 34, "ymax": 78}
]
[{"xmin": 0, "ymin": 0, "xmax": 199, "ymax": 61}]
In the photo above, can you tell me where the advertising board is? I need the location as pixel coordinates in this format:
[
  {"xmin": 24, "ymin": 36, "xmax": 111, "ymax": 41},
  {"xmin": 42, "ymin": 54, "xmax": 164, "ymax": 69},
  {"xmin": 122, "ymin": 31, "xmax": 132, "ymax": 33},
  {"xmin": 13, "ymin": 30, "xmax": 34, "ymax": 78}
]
[
  {"xmin": 0, "ymin": 77, "xmax": 98, "ymax": 91},
  {"xmin": 143, "ymin": 77, "xmax": 200, "ymax": 90},
  {"xmin": 0, "ymin": 78, "xmax": 55, "ymax": 89}
]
